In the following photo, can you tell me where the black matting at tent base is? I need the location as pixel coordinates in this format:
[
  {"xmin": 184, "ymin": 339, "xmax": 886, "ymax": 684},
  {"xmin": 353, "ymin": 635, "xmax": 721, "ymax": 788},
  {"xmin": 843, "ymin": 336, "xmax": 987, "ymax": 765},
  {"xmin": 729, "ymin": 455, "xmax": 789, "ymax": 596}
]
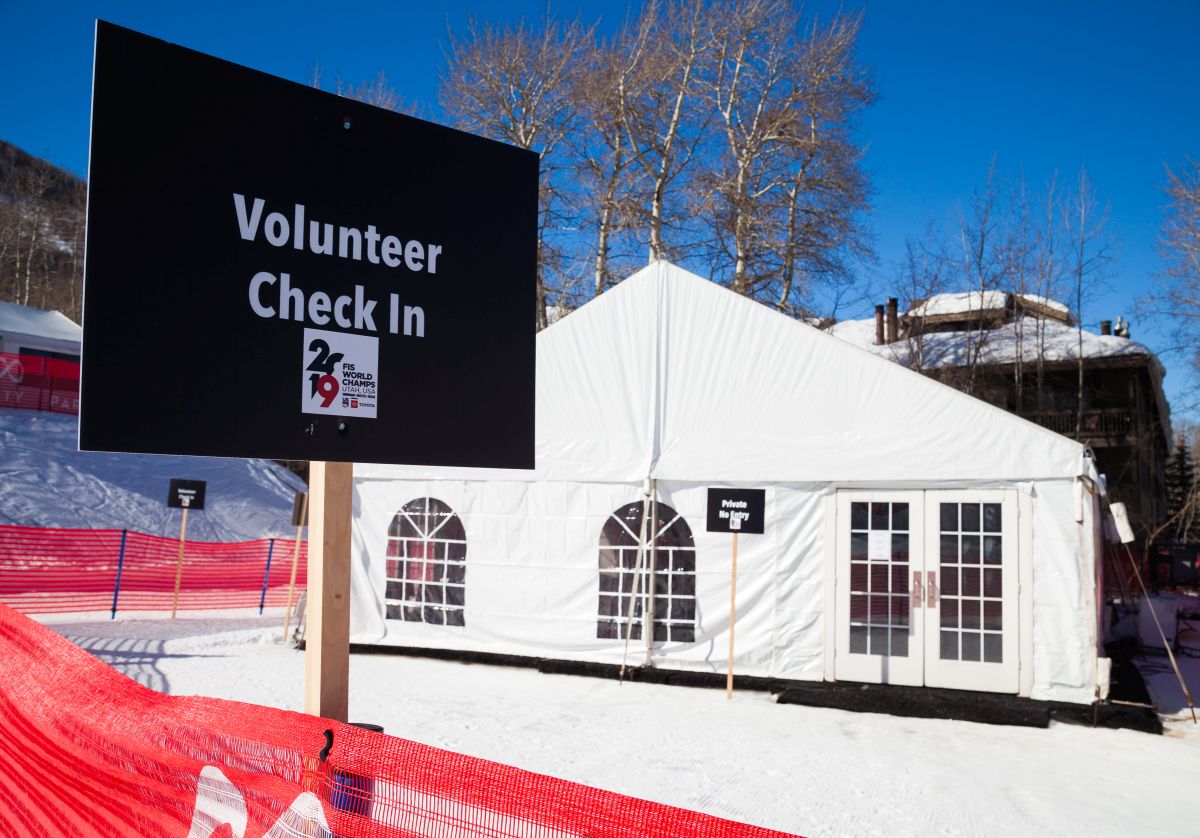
[{"xmin": 331, "ymin": 642, "xmax": 1161, "ymax": 734}]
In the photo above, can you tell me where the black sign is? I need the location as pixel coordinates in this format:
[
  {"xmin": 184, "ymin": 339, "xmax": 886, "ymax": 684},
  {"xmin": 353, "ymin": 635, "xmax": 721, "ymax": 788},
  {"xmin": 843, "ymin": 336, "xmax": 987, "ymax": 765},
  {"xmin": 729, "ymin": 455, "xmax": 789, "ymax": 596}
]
[
  {"xmin": 291, "ymin": 491, "xmax": 309, "ymax": 527},
  {"xmin": 706, "ymin": 488, "xmax": 766, "ymax": 534},
  {"xmin": 81, "ymin": 22, "xmax": 536, "ymax": 468},
  {"xmin": 167, "ymin": 479, "xmax": 207, "ymax": 510}
]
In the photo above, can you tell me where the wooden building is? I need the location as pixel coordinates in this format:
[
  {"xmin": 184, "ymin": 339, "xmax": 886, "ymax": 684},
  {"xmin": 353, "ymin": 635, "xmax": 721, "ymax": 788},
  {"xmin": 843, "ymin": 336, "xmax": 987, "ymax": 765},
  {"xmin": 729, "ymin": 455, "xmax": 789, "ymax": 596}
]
[{"xmin": 828, "ymin": 292, "xmax": 1171, "ymax": 535}]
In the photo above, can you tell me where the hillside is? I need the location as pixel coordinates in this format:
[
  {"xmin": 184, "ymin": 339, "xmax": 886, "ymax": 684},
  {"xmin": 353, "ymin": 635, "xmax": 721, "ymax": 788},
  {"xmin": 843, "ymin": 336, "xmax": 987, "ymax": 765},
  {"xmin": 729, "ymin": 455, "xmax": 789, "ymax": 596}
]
[
  {"xmin": 0, "ymin": 408, "xmax": 306, "ymax": 541},
  {"xmin": 0, "ymin": 140, "xmax": 85, "ymax": 323}
]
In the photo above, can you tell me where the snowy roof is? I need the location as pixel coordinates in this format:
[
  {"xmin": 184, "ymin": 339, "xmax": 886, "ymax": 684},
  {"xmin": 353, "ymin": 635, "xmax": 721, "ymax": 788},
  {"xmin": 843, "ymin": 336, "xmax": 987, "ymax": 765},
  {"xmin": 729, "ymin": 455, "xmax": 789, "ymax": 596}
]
[
  {"xmin": 0, "ymin": 301, "xmax": 81, "ymax": 347},
  {"xmin": 1018, "ymin": 293, "xmax": 1070, "ymax": 315},
  {"xmin": 907, "ymin": 290, "xmax": 1007, "ymax": 317},
  {"xmin": 827, "ymin": 315, "xmax": 1157, "ymax": 369}
]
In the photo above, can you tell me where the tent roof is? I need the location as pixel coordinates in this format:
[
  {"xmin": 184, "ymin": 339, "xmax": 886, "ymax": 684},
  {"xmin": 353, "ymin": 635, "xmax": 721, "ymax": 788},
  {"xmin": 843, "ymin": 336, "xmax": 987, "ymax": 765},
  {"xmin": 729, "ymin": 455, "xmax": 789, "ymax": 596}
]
[
  {"xmin": 358, "ymin": 262, "xmax": 1085, "ymax": 484},
  {"xmin": 0, "ymin": 301, "xmax": 81, "ymax": 351}
]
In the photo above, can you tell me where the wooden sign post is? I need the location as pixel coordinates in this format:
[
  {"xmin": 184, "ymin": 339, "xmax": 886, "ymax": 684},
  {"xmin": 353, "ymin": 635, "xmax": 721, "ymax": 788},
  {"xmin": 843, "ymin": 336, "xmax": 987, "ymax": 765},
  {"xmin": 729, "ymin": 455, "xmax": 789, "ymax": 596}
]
[
  {"xmin": 81, "ymin": 24, "xmax": 536, "ymax": 727},
  {"xmin": 304, "ymin": 461, "xmax": 352, "ymax": 723},
  {"xmin": 166, "ymin": 479, "xmax": 206, "ymax": 619},
  {"xmin": 282, "ymin": 491, "xmax": 309, "ymax": 643},
  {"xmin": 706, "ymin": 488, "xmax": 766, "ymax": 701}
]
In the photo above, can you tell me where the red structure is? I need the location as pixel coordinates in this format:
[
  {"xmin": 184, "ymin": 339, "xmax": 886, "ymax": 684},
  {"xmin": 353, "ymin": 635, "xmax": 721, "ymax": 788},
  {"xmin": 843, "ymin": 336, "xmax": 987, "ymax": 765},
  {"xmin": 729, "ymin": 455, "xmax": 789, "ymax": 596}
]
[
  {"xmin": 0, "ymin": 604, "xmax": 798, "ymax": 836},
  {"xmin": 0, "ymin": 352, "xmax": 80, "ymax": 414},
  {"xmin": 0, "ymin": 525, "xmax": 306, "ymax": 615}
]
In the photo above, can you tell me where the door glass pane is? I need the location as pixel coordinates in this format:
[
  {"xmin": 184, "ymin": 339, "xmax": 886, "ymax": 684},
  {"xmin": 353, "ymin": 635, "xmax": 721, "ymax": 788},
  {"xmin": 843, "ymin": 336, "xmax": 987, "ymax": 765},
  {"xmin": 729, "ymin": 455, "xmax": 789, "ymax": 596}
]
[
  {"xmin": 938, "ymin": 501, "xmax": 1003, "ymax": 663},
  {"xmin": 848, "ymin": 501, "xmax": 910, "ymax": 658}
]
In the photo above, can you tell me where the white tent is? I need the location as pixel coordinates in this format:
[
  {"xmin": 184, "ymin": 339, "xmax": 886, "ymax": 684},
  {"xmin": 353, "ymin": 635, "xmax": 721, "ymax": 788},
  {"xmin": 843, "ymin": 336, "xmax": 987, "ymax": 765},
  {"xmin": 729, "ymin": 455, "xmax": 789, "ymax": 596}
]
[
  {"xmin": 351, "ymin": 262, "xmax": 1105, "ymax": 704},
  {"xmin": 0, "ymin": 300, "xmax": 82, "ymax": 359}
]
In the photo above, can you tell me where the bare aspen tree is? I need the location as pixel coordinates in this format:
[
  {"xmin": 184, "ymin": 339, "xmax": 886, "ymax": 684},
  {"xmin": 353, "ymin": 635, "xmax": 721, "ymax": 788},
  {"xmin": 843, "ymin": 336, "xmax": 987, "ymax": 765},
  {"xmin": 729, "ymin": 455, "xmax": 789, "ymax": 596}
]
[
  {"xmin": 1148, "ymin": 159, "xmax": 1200, "ymax": 379},
  {"xmin": 897, "ymin": 231, "xmax": 949, "ymax": 372},
  {"xmin": 704, "ymin": 0, "xmax": 799, "ymax": 295},
  {"xmin": 574, "ymin": 35, "xmax": 643, "ymax": 297},
  {"xmin": 441, "ymin": 13, "xmax": 592, "ymax": 329},
  {"xmin": 616, "ymin": 0, "xmax": 712, "ymax": 264},
  {"xmin": 1063, "ymin": 167, "xmax": 1112, "ymax": 440},
  {"xmin": 954, "ymin": 160, "xmax": 1007, "ymax": 396},
  {"xmin": 772, "ymin": 12, "xmax": 873, "ymax": 314}
]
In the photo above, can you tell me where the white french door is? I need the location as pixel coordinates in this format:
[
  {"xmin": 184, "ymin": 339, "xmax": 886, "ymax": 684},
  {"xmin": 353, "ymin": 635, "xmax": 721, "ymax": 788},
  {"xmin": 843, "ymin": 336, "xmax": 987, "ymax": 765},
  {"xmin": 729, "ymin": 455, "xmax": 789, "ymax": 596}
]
[{"xmin": 834, "ymin": 490, "xmax": 1019, "ymax": 693}]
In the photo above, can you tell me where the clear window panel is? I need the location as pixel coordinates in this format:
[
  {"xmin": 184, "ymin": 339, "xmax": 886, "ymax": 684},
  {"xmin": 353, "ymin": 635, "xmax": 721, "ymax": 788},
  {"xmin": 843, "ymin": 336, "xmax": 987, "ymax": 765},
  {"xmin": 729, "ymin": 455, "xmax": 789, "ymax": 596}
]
[
  {"xmin": 892, "ymin": 533, "xmax": 909, "ymax": 562},
  {"xmin": 984, "ymin": 600, "xmax": 1003, "ymax": 631},
  {"xmin": 962, "ymin": 568, "xmax": 981, "ymax": 598},
  {"xmin": 870, "ymin": 564, "xmax": 890, "ymax": 593},
  {"xmin": 891, "ymin": 503, "xmax": 909, "ymax": 531},
  {"xmin": 961, "ymin": 599, "xmax": 980, "ymax": 630},
  {"xmin": 941, "ymin": 534, "xmax": 959, "ymax": 563},
  {"xmin": 983, "ymin": 535, "xmax": 1003, "ymax": 565},
  {"xmin": 890, "ymin": 564, "xmax": 909, "ymax": 594},
  {"xmin": 851, "ymin": 502, "xmax": 868, "ymax": 530},
  {"xmin": 850, "ymin": 625, "xmax": 868, "ymax": 654},
  {"xmin": 940, "ymin": 630, "xmax": 959, "ymax": 660},
  {"xmin": 961, "ymin": 535, "xmax": 981, "ymax": 564},
  {"xmin": 983, "ymin": 568, "xmax": 1002, "ymax": 598},
  {"xmin": 962, "ymin": 504, "xmax": 981, "ymax": 532},
  {"xmin": 891, "ymin": 628, "xmax": 909, "ymax": 657},
  {"xmin": 962, "ymin": 632, "xmax": 982, "ymax": 662},
  {"xmin": 983, "ymin": 633, "xmax": 1003, "ymax": 663},
  {"xmin": 941, "ymin": 599, "xmax": 959, "ymax": 628},
  {"xmin": 851, "ymin": 532, "xmax": 869, "ymax": 561},
  {"xmin": 869, "ymin": 626, "xmax": 890, "ymax": 655},
  {"xmin": 983, "ymin": 503, "xmax": 1002, "ymax": 532},
  {"xmin": 942, "ymin": 566, "xmax": 959, "ymax": 596},
  {"xmin": 871, "ymin": 502, "xmax": 889, "ymax": 530},
  {"xmin": 851, "ymin": 562, "xmax": 869, "ymax": 592},
  {"xmin": 940, "ymin": 503, "xmax": 957, "ymax": 531}
]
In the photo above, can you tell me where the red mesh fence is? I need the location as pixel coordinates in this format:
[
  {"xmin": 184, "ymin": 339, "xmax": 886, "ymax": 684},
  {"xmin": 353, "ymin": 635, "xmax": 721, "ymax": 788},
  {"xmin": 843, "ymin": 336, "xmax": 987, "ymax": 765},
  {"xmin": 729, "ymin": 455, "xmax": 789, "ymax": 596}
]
[
  {"xmin": 0, "ymin": 604, "xmax": 799, "ymax": 837},
  {"xmin": 0, "ymin": 525, "xmax": 307, "ymax": 615},
  {"xmin": 0, "ymin": 352, "xmax": 80, "ymax": 414}
]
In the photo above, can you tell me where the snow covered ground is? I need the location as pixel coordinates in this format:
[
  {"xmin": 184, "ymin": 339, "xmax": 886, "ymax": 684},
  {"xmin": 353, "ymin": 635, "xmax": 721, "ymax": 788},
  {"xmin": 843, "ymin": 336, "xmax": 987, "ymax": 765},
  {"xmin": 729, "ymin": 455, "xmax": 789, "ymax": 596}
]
[
  {"xmin": 0, "ymin": 408, "xmax": 305, "ymax": 541},
  {"xmin": 39, "ymin": 611, "xmax": 1200, "ymax": 838}
]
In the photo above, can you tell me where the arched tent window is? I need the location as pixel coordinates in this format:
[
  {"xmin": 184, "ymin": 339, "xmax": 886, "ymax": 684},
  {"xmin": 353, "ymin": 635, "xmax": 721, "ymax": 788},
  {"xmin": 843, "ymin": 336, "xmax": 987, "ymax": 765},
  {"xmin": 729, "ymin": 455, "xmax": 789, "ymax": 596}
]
[
  {"xmin": 384, "ymin": 497, "xmax": 466, "ymax": 626},
  {"xmin": 597, "ymin": 501, "xmax": 696, "ymax": 643}
]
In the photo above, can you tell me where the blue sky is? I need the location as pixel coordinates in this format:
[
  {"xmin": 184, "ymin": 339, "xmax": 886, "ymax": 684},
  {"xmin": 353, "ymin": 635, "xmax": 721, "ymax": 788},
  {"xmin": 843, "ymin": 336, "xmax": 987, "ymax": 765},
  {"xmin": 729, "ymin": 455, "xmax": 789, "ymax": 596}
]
[{"xmin": 2, "ymin": 0, "xmax": 1198, "ymax": 417}]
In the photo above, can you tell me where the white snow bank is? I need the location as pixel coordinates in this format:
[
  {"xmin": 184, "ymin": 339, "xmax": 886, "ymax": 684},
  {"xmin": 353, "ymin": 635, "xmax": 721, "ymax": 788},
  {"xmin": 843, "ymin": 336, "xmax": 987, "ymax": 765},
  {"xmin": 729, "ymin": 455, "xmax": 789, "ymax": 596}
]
[
  {"xmin": 907, "ymin": 290, "xmax": 1007, "ymax": 317},
  {"xmin": 0, "ymin": 408, "xmax": 306, "ymax": 541},
  {"xmin": 39, "ymin": 613, "xmax": 1200, "ymax": 838},
  {"xmin": 827, "ymin": 315, "xmax": 1157, "ymax": 369}
]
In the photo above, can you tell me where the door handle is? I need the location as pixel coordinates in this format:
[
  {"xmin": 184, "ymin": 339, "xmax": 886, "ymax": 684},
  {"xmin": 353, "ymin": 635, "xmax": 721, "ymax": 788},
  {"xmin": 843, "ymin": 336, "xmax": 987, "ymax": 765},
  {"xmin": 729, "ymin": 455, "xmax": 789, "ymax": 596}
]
[
  {"xmin": 912, "ymin": 572, "xmax": 923, "ymax": 609},
  {"xmin": 927, "ymin": 571, "xmax": 938, "ymax": 608}
]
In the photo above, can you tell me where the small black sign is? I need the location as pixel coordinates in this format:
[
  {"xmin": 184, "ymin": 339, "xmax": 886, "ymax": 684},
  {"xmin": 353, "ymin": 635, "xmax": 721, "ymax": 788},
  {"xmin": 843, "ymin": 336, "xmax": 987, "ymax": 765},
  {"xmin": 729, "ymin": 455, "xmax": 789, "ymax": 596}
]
[
  {"xmin": 167, "ymin": 479, "xmax": 207, "ymax": 510},
  {"xmin": 706, "ymin": 488, "xmax": 766, "ymax": 534},
  {"xmin": 81, "ymin": 22, "xmax": 536, "ymax": 468},
  {"xmin": 291, "ymin": 491, "xmax": 309, "ymax": 527}
]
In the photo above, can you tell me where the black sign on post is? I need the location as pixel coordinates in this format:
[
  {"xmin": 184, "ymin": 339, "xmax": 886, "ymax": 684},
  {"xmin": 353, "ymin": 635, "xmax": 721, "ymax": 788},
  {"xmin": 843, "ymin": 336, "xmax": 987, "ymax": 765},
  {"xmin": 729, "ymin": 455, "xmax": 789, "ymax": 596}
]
[
  {"xmin": 81, "ymin": 22, "xmax": 536, "ymax": 468},
  {"xmin": 167, "ymin": 479, "xmax": 207, "ymax": 510},
  {"xmin": 706, "ymin": 488, "xmax": 766, "ymax": 534},
  {"xmin": 291, "ymin": 491, "xmax": 309, "ymax": 527}
]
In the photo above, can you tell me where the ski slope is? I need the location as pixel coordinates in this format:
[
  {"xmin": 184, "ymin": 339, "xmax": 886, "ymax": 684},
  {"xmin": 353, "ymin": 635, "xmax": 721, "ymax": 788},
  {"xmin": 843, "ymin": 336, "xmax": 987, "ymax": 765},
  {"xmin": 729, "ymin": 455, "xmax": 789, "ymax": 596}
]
[{"xmin": 0, "ymin": 408, "xmax": 305, "ymax": 541}]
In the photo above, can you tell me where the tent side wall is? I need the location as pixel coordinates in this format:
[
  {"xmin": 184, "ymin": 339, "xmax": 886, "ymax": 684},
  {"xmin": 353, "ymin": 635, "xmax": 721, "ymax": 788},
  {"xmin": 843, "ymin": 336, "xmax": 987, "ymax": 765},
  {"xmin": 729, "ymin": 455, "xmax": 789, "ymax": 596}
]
[{"xmin": 350, "ymin": 474, "xmax": 1100, "ymax": 703}]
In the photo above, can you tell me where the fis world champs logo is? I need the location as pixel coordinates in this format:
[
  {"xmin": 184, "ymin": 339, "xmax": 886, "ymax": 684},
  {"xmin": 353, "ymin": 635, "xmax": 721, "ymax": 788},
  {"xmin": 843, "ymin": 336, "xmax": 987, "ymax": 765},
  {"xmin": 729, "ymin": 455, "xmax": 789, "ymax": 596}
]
[{"xmin": 301, "ymin": 328, "xmax": 379, "ymax": 418}]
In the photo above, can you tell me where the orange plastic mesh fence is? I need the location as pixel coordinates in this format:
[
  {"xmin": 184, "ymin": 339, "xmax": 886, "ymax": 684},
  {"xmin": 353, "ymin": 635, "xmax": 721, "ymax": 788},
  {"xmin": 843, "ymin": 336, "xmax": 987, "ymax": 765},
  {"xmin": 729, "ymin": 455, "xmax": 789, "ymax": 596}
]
[
  {"xmin": 0, "ymin": 605, "xmax": 800, "ymax": 837},
  {"xmin": 0, "ymin": 525, "xmax": 306, "ymax": 615}
]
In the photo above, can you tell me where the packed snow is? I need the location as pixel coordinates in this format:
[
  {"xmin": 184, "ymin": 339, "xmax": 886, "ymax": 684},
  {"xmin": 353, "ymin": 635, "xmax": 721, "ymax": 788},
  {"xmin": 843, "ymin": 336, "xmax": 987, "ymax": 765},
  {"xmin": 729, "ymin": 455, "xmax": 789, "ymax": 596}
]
[
  {"xmin": 827, "ymin": 315, "xmax": 1159, "ymax": 371},
  {"xmin": 0, "ymin": 408, "xmax": 306, "ymax": 540},
  {"xmin": 37, "ymin": 610, "xmax": 1200, "ymax": 838},
  {"xmin": 905, "ymin": 290, "xmax": 1008, "ymax": 318}
]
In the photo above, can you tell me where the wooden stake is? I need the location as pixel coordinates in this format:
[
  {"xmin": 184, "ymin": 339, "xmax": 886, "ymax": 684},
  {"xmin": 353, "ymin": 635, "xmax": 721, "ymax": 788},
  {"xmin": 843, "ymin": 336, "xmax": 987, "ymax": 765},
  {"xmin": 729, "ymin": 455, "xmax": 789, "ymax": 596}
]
[
  {"xmin": 170, "ymin": 506, "xmax": 189, "ymax": 619},
  {"xmin": 282, "ymin": 491, "xmax": 309, "ymax": 643},
  {"xmin": 726, "ymin": 531, "xmax": 739, "ymax": 700},
  {"xmin": 304, "ymin": 461, "xmax": 352, "ymax": 723}
]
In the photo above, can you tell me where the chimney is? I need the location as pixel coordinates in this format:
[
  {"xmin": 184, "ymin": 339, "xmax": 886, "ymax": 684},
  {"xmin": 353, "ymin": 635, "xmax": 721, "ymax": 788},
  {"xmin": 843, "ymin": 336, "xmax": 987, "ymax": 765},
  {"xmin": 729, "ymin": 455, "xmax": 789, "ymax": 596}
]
[
  {"xmin": 874, "ymin": 305, "xmax": 885, "ymax": 345},
  {"xmin": 886, "ymin": 297, "xmax": 899, "ymax": 343},
  {"xmin": 1099, "ymin": 320, "xmax": 1112, "ymax": 336}
]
